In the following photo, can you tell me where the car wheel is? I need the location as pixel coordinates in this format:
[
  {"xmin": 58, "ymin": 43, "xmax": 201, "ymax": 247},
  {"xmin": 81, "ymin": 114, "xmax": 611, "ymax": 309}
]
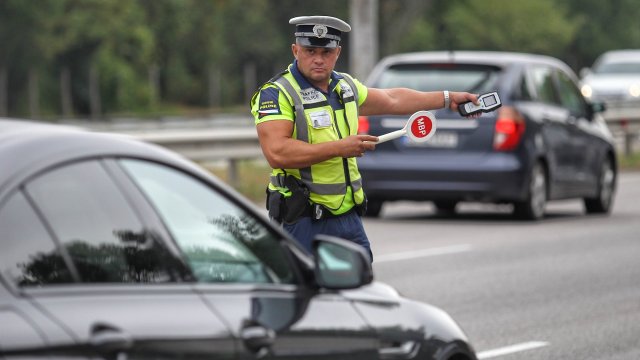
[
  {"xmin": 513, "ymin": 162, "xmax": 546, "ymax": 220},
  {"xmin": 364, "ymin": 199, "xmax": 383, "ymax": 218},
  {"xmin": 584, "ymin": 156, "xmax": 615, "ymax": 214},
  {"xmin": 434, "ymin": 200, "xmax": 458, "ymax": 215}
]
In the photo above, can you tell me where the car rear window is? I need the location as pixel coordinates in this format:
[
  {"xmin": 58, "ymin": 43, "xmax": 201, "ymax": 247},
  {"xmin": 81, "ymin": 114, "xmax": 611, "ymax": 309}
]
[{"xmin": 374, "ymin": 63, "xmax": 501, "ymax": 93}]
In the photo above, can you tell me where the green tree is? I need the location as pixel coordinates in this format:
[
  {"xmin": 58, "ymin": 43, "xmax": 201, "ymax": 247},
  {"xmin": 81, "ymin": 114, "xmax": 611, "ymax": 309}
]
[
  {"xmin": 565, "ymin": 0, "xmax": 640, "ymax": 70},
  {"xmin": 442, "ymin": 0, "xmax": 582, "ymax": 55}
]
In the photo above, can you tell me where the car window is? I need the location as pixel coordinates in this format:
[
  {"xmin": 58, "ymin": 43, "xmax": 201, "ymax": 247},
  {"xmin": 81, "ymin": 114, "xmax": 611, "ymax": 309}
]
[
  {"xmin": 556, "ymin": 71, "xmax": 587, "ymax": 116},
  {"xmin": 515, "ymin": 73, "xmax": 533, "ymax": 101},
  {"xmin": 375, "ymin": 64, "xmax": 500, "ymax": 93},
  {"xmin": 119, "ymin": 159, "xmax": 296, "ymax": 285},
  {"xmin": 0, "ymin": 191, "xmax": 76, "ymax": 286},
  {"xmin": 529, "ymin": 66, "xmax": 558, "ymax": 105},
  {"xmin": 594, "ymin": 61, "xmax": 640, "ymax": 74},
  {"xmin": 25, "ymin": 160, "xmax": 183, "ymax": 284}
]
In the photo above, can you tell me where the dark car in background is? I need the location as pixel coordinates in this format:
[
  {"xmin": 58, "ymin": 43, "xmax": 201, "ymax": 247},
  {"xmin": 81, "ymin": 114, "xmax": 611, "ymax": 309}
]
[
  {"xmin": 358, "ymin": 51, "xmax": 617, "ymax": 220},
  {"xmin": 0, "ymin": 119, "xmax": 477, "ymax": 360}
]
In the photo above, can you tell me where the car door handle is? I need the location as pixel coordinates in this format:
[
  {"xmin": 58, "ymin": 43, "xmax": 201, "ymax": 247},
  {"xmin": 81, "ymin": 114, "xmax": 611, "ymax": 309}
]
[
  {"xmin": 89, "ymin": 323, "xmax": 134, "ymax": 353},
  {"xmin": 240, "ymin": 324, "xmax": 276, "ymax": 356},
  {"xmin": 379, "ymin": 340, "xmax": 419, "ymax": 359}
]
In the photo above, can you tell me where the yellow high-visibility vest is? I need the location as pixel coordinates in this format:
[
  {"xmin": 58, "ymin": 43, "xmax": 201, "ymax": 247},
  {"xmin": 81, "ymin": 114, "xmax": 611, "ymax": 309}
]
[{"xmin": 252, "ymin": 66, "xmax": 366, "ymax": 215}]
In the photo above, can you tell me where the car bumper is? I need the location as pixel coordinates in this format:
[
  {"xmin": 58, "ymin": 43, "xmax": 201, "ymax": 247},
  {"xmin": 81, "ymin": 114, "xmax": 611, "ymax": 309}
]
[{"xmin": 357, "ymin": 152, "xmax": 529, "ymax": 202}]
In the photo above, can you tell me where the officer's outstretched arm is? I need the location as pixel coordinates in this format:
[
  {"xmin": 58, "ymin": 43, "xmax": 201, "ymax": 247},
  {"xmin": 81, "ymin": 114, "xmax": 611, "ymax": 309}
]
[
  {"xmin": 257, "ymin": 120, "xmax": 377, "ymax": 169},
  {"xmin": 360, "ymin": 88, "xmax": 478, "ymax": 116}
]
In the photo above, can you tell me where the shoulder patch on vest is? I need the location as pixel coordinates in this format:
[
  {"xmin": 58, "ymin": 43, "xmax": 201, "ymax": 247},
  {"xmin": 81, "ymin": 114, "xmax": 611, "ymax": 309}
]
[
  {"xmin": 257, "ymin": 87, "xmax": 281, "ymax": 118},
  {"xmin": 339, "ymin": 82, "xmax": 354, "ymax": 98}
]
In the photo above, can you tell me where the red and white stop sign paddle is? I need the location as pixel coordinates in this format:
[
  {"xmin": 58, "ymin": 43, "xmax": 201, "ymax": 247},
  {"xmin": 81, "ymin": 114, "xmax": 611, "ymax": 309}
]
[{"xmin": 377, "ymin": 111, "xmax": 436, "ymax": 144}]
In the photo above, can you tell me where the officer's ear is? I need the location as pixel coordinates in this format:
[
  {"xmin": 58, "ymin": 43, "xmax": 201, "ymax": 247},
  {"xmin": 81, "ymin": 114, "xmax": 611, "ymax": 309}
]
[{"xmin": 291, "ymin": 44, "xmax": 299, "ymax": 59}]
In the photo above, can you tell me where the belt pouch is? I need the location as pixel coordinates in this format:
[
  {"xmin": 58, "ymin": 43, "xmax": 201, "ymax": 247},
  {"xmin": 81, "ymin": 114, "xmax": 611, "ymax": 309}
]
[
  {"xmin": 266, "ymin": 188, "xmax": 284, "ymax": 223},
  {"xmin": 283, "ymin": 176, "xmax": 310, "ymax": 223}
]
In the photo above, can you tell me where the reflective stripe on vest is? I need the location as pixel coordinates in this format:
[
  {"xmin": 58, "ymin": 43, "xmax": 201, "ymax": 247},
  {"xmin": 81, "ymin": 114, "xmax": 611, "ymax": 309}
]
[{"xmin": 270, "ymin": 174, "xmax": 363, "ymax": 194}]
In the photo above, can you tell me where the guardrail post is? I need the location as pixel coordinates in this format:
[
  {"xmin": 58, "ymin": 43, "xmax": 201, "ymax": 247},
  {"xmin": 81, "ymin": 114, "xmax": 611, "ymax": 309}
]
[
  {"xmin": 228, "ymin": 159, "xmax": 239, "ymax": 185},
  {"xmin": 621, "ymin": 119, "xmax": 633, "ymax": 156}
]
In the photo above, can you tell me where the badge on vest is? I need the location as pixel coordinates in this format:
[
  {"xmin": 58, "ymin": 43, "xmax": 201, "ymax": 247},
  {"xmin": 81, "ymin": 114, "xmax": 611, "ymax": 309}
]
[{"xmin": 309, "ymin": 110, "xmax": 332, "ymax": 129}]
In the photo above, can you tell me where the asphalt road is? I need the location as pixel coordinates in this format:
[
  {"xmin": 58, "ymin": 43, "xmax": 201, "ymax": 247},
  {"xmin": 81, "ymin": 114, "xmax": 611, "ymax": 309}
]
[{"xmin": 367, "ymin": 171, "xmax": 640, "ymax": 360}]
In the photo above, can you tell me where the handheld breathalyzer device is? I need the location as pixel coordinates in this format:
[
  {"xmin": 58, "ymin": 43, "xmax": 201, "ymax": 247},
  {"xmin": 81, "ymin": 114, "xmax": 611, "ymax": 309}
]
[{"xmin": 458, "ymin": 91, "xmax": 502, "ymax": 116}]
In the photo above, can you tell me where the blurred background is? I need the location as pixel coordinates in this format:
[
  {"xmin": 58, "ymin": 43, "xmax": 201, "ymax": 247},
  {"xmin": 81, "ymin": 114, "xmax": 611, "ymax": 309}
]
[{"xmin": 1, "ymin": 0, "xmax": 639, "ymax": 120}]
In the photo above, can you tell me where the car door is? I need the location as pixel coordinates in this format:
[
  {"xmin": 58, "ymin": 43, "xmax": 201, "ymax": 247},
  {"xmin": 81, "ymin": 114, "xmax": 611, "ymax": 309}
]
[
  {"xmin": 0, "ymin": 193, "xmax": 85, "ymax": 360},
  {"xmin": 1, "ymin": 159, "xmax": 234, "ymax": 360},
  {"xmin": 554, "ymin": 69, "xmax": 599, "ymax": 194},
  {"xmin": 528, "ymin": 65, "xmax": 579, "ymax": 194},
  {"xmin": 118, "ymin": 158, "xmax": 380, "ymax": 360}
]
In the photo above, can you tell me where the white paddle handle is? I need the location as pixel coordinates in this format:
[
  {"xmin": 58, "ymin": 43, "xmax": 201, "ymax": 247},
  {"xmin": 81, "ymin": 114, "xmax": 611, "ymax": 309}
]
[{"xmin": 377, "ymin": 129, "xmax": 406, "ymax": 143}]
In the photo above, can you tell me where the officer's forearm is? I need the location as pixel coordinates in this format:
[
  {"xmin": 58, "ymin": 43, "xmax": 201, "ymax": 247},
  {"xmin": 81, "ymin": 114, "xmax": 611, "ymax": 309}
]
[{"xmin": 263, "ymin": 137, "xmax": 338, "ymax": 169}]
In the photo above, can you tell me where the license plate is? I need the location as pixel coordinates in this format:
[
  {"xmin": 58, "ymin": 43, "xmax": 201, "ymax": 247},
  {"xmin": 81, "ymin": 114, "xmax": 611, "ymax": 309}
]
[{"xmin": 403, "ymin": 131, "xmax": 458, "ymax": 148}]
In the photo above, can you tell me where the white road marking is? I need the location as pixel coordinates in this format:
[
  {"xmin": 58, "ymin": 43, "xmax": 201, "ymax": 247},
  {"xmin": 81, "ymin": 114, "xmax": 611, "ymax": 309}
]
[
  {"xmin": 374, "ymin": 244, "xmax": 472, "ymax": 263},
  {"xmin": 476, "ymin": 341, "xmax": 550, "ymax": 359}
]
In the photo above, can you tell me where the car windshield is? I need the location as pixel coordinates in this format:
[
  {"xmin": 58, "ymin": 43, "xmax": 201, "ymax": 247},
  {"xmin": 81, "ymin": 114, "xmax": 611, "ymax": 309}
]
[
  {"xmin": 375, "ymin": 63, "xmax": 500, "ymax": 93},
  {"xmin": 594, "ymin": 61, "xmax": 640, "ymax": 74}
]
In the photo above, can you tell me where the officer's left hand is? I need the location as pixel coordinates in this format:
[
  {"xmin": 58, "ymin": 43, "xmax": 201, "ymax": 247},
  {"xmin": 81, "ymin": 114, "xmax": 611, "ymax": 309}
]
[{"xmin": 450, "ymin": 92, "xmax": 482, "ymax": 119}]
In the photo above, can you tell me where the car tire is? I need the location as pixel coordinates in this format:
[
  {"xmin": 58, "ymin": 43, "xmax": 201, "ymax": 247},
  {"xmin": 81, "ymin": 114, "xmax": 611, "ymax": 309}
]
[
  {"xmin": 434, "ymin": 200, "xmax": 458, "ymax": 215},
  {"xmin": 364, "ymin": 199, "xmax": 383, "ymax": 218},
  {"xmin": 513, "ymin": 162, "xmax": 547, "ymax": 220},
  {"xmin": 584, "ymin": 156, "xmax": 616, "ymax": 214}
]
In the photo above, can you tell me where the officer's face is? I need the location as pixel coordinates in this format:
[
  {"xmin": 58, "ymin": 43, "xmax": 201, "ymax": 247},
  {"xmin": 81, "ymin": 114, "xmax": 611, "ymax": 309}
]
[{"xmin": 292, "ymin": 44, "xmax": 341, "ymax": 89}]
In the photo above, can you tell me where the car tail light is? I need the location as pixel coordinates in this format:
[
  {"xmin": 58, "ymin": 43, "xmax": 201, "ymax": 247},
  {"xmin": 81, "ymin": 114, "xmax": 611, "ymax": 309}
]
[
  {"xmin": 358, "ymin": 116, "xmax": 370, "ymax": 134},
  {"xmin": 493, "ymin": 106, "xmax": 525, "ymax": 151}
]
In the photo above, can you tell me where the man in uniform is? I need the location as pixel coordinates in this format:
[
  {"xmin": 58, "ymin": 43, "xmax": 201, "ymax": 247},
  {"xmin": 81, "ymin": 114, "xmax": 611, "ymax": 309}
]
[{"xmin": 250, "ymin": 15, "xmax": 479, "ymax": 261}]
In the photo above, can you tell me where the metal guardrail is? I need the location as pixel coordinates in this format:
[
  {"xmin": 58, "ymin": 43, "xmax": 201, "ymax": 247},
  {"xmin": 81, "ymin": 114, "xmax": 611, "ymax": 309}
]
[
  {"xmin": 74, "ymin": 109, "xmax": 638, "ymax": 185},
  {"xmin": 123, "ymin": 126, "xmax": 262, "ymax": 184},
  {"xmin": 74, "ymin": 115, "xmax": 262, "ymax": 184},
  {"xmin": 601, "ymin": 106, "xmax": 640, "ymax": 156}
]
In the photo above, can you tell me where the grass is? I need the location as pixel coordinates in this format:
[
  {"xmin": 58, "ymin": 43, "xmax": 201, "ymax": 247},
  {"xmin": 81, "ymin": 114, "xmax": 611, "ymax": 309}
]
[
  {"xmin": 618, "ymin": 152, "xmax": 640, "ymax": 171},
  {"xmin": 203, "ymin": 159, "xmax": 272, "ymax": 204}
]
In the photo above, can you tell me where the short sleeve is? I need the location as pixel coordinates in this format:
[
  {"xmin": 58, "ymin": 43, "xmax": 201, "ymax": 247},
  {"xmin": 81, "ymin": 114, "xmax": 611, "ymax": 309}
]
[
  {"xmin": 352, "ymin": 77, "xmax": 368, "ymax": 106},
  {"xmin": 251, "ymin": 85, "xmax": 295, "ymax": 125}
]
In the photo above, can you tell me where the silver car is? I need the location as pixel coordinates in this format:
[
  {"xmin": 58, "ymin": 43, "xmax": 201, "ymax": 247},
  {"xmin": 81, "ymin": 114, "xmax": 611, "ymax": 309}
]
[{"xmin": 580, "ymin": 49, "xmax": 640, "ymax": 106}]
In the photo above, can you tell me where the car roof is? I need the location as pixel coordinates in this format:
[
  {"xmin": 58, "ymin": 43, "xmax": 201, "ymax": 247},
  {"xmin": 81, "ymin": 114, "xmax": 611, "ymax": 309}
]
[
  {"xmin": 373, "ymin": 50, "xmax": 568, "ymax": 67},
  {"xmin": 367, "ymin": 50, "xmax": 575, "ymax": 84},
  {"xmin": 0, "ymin": 118, "xmax": 204, "ymax": 198},
  {"xmin": 596, "ymin": 49, "xmax": 640, "ymax": 63}
]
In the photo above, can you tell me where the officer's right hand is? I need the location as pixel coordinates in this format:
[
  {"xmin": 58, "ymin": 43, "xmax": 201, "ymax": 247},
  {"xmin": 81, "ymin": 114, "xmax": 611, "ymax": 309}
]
[{"xmin": 341, "ymin": 135, "xmax": 378, "ymax": 158}]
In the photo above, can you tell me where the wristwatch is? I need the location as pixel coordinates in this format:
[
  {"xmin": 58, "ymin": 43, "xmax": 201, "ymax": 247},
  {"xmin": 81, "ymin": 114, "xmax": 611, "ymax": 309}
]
[{"xmin": 443, "ymin": 90, "xmax": 450, "ymax": 109}]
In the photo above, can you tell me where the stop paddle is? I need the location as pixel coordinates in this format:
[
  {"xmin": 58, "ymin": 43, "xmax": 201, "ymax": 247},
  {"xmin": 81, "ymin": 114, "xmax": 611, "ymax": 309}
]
[{"xmin": 376, "ymin": 110, "xmax": 437, "ymax": 144}]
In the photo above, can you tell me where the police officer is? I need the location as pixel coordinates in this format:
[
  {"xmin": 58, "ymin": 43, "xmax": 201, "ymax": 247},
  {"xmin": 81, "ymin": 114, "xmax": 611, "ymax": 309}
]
[{"xmin": 250, "ymin": 15, "xmax": 479, "ymax": 261}]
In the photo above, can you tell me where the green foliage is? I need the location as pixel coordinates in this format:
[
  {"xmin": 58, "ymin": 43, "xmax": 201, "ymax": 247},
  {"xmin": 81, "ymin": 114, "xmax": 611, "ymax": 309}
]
[
  {"xmin": 393, "ymin": 20, "xmax": 438, "ymax": 53},
  {"xmin": 1, "ymin": 0, "xmax": 640, "ymax": 118},
  {"xmin": 443, "ymin": 0, "xmax": 581, "ymax": 55}
]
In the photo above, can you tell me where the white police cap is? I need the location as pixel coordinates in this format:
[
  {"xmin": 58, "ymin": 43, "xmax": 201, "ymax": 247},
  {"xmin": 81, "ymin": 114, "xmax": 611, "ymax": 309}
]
[{"xmin": 289, "ymin": 16, "xmax": 351, "ymax": 48}]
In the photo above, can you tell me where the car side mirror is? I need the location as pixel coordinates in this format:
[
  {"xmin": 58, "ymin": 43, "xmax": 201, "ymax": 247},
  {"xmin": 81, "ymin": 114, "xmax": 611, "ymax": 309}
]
[
  {"xmin": 312, "ymin": 235, "xmax": 373, "ymax": 290},
  {"xmin": 590, "ymin": 101, "xmax": 606, "ymax": 113},
  {"xmin": 586, "ymin": 101, "xmax": 606, "ymax": 120}
]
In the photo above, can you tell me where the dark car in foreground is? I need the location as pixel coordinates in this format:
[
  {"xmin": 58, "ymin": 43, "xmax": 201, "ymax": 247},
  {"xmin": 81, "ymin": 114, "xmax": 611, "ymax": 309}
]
[
  {"xmin": 0, "ymin": 119, "xmax": 476, "ymax": 360},
  {"xmin": 358, "ymin": 51, "xmax": 617, "ymax": 220}
]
